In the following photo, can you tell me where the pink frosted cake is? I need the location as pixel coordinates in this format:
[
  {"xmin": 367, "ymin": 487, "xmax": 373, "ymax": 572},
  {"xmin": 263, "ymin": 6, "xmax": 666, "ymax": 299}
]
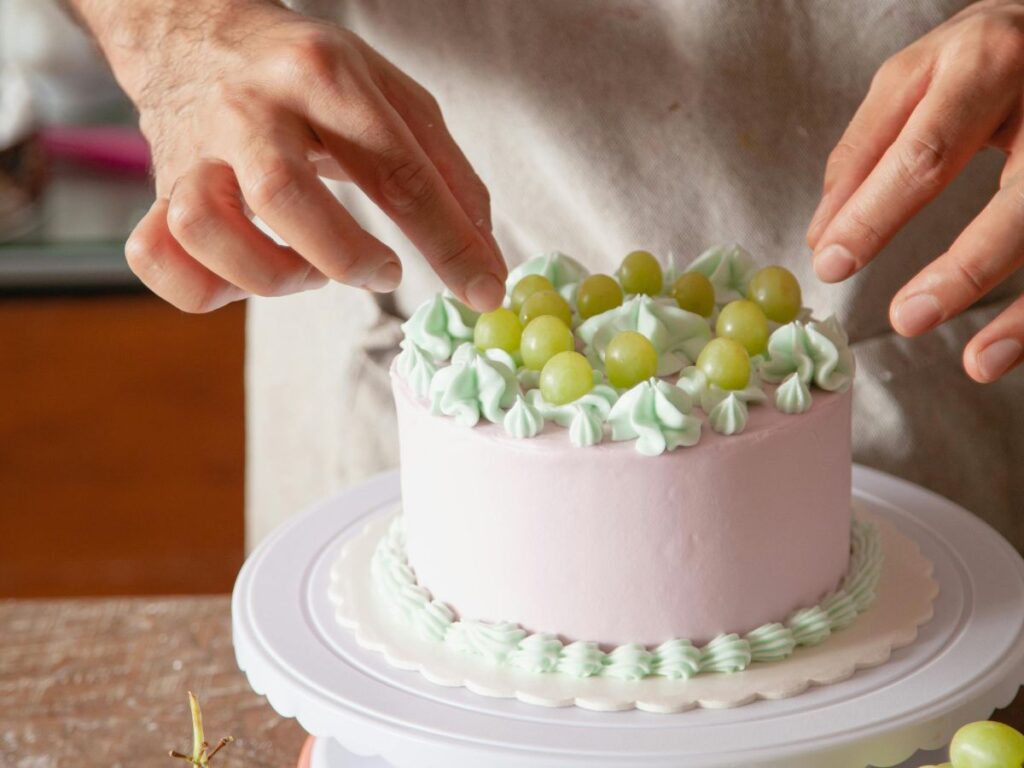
[{"xmin": 375, "ymin": 246, "xmax": 873, "ymax": 680}]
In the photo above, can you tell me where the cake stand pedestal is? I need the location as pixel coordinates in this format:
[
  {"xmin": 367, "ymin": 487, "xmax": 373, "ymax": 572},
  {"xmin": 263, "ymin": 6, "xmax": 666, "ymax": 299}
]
[{"xmin": 233, "ymin": 466, "xmax": 1024, "ymax": 768}]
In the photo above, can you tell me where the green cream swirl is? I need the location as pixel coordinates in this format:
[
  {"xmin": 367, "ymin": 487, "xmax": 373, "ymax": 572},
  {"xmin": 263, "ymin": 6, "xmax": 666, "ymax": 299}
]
[
  {"xmin": 677, "ymin": 365, "xmax": 766, "ymax": 413},
  {"xmin": 608, "ymin": 378, "xmax": 702, "ymax": 455},
  {"xmin": 760, "ymin": 316, "xmax": 855, "ymax": 393},
  {"xmin": 577, "ymin": 295, "xmax": 712, "ymax": 376},
  {"xmin": 774, "ymin": 372, "xmax": 813, "ymax": 414},
  {"xmin": 708, "ymin": 393, "xmax": 748, "ymax": 436},
  {"xmin": 395, "ymin": 342, "xmax": 438, "ymax": 400},
  {"xmin": 370, "ymin": 516, "xmax": 883, "ymax": 680},
  {"xmin": 401, "ymin": 292, "xmax": 478, "ymax": 363},
  {"xmin": 526, "ymin": 385, "xmax": 618, "ymax": 447},
  {"xmin": 429, "ymin": 343, "xmax": 518, "ymax": 427},
  {"xmin": 685, "ymin": 244, "xmax": 758, "ymax": 305},
  {"xmin": 505, "ymin": 251, "xmax": 589, "ymax": 304},
  {"xmin": 503, "ymin": 394, "xmax": 544, "ymax": 439}
]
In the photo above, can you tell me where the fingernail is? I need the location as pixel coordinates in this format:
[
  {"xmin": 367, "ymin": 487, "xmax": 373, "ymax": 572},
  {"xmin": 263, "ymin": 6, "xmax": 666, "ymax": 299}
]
[
  {"xmin": 976, "ymin": 338, "xmax": 1022, "ymax": 382},
  {"xmin": 813, "ymin": 244, "xmax": 857, "ymax": 282},
  {"xmin": 893, "ymin": 293, "xmax": 943, "ymax": 336},
  {"xmin": 365, "ymin": 261, "xmax": 402, "ymax": 293},
  {"xmin": 465, "ymin": 272, "xmax": 505, "ymax": 311},
  {"xmin": 806, "ymin": 194, "xmax": 831, "ymax": 246}
]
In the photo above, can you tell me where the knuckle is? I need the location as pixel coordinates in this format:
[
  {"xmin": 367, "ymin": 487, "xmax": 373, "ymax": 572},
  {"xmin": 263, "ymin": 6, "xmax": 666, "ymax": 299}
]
[
  {"xmin": 243, "ymin": 156, "xmax": 304, "ymax": 214},
  {"xmin": 874, "ymin": 53, "xmax": 911, "ymax": 87},
  {"xmin": 376, "ymin": 149, "xmax": 436, "ymax": 213},
  {"xmin": 894, "ymin": 135, "xmax": 948, "ymax": 193},
  {"xmin": 124, "ymin": 232, "xmax": 153, "ymax": 274},
  {"xmin": 951, "ymin": 256, "xmax": 988, "ymax": 295},
  {"xmin": 844, "ymin": 202, "xmax": 884, "ymax": 250},
  {"xmin": 287, "ymin": 29, "xmax": 342, "ymax": 82},
  {"xmin": 433, "ymin": 238, "xmax": 477, "ymax": 274},
  {"xmin": 167, "ymin": 194, "xmax": 211, "ymax": 242}
]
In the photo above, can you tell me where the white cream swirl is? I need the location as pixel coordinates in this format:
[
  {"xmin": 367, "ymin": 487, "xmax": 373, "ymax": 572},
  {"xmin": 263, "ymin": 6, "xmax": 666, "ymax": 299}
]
[
  {"xmin": 503, "ymin": 394, "xmax": 544, "ymax": 439},
  {"xmin": 774, "ymin": 372, "xmax": 813, "ymax": 414},
  {"xmin": 395, "ymin": 342, "xmax": 437, "ymax": 400},
  {"xmin": 685, "ymin": 244, "xmax": 758, "ymax": 305},
  {"xmin": 400, "ymin": 292, "xmax": 478, "ymax": 362},
  {"xmin": 760, "ymin": 316, "xmax": 855, "ymax": 392},
  {"xmin": 505, "ymin": 251, "xmax": 589, "ymax": 304},
  {"xmin": 429, "ymin": 343, "xmax": 518, "ymax": 427},
  {"xmin": 607, "ymin": 378, "xmax": 702, "ymax": 455},
  {"xmin": 577, "ymin": 295, "xmax": 711, "ymax": 376}
]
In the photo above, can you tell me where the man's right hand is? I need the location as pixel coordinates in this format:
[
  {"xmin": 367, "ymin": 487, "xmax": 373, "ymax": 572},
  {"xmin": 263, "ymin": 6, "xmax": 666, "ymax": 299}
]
[{"xmin": 71, "ymin": 0, "xmax": 506, "ymax": 312}]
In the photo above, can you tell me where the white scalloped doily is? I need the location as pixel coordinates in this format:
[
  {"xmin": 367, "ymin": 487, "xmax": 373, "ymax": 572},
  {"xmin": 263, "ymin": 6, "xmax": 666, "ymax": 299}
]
[{"xmin": 328, "ymin": 508, "xmax": 937, "ymax": 713}]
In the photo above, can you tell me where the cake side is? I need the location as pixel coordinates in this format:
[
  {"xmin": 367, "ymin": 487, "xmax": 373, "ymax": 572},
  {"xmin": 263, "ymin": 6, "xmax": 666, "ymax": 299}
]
[{"xmin": 394, "ymin": 366, "xmax": 852, "ymax": 646}]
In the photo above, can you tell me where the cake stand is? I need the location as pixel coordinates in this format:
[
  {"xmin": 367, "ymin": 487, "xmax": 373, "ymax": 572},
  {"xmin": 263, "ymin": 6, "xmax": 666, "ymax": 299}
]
[{"xmin": 233, "ymin": 466, "xmax": 1024, "ymax": 768}]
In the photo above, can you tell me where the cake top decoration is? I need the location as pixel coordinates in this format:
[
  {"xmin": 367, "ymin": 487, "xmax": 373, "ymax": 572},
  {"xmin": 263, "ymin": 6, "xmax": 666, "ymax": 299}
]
[{"xmin": 396, "ymin": 246, "xmax": 856, "ymax": 455}]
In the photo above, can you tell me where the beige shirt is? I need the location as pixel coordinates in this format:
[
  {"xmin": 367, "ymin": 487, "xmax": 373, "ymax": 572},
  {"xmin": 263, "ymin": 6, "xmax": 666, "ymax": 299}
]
[{"xmin": 247, "ymin": 0, "xmax": 1023, "ymax": 550}]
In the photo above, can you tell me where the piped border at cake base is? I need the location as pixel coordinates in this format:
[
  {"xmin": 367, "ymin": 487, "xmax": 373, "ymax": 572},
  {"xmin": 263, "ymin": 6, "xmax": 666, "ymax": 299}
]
[{"xmin": 327, "ymin": 505, "xmax": 938, "ymax": 712}]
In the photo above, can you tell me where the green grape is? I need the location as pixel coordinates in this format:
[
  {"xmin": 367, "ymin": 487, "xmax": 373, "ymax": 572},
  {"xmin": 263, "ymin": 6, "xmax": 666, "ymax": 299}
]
[
  {"xmin": 716, "ymin": 299, "xmax": 770, "ymax": 356},
  {"xmin": 696, "ymin": 337, "xmax": 751, "ymax": 391},
  {"xmin": 950, "ymin": 721, "xmax": 1024, "ymax": 768},
  {"xmin": 510, "ymin": 274, "xmax": 556, "ymax": 313},
  {"xmin": 672, "ymin": 272, "xmax": 716, "ymax": 317},
  {"xmin": 577, "ymin": 274, "xmax": 624, "ymax": 319},
  {"xmin": 519, "ymin": 289, "xmax": 573, "ymax": 328},
  {"xmin": 747, "ymin": 265, "xmax": 803, "ymax": 323},
  {"xmin": 540, "ymin": 351, "xmax": 594, "ymax": 405},
  {"xmin": 521, "ymin": 315, "xmax": 575, "ymax": 371},
  {"xmin": 605, "ymin": 331, "xmax": 658, "ymax": 389},
  {"xmin": 473, "ymin": 307, "xmax": 522, "ymax": 354},
  {"xmin": 618, "ymin": 250, "xmax": 663, "ymax": 296}
]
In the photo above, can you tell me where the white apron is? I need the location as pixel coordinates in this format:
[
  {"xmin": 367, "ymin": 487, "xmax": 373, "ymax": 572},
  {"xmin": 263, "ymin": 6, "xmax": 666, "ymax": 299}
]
[{"xmin": 247, "ymin": 0, "xmax": 1023, "ymax": 550}]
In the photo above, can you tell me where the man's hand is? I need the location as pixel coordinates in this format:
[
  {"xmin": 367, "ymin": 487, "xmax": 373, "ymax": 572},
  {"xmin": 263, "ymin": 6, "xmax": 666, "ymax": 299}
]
[
  {"xmin": 807, "ymin": 0, "xmax": 1024, "ymax": 383},
  {"xmin": 71, "ymin": 0, "xmax": 506, "ymax": 312}
]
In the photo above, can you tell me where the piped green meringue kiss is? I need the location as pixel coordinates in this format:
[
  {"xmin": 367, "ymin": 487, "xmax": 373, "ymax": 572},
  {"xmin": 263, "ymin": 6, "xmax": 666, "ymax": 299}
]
[
  {"xmin": 676, "ymin": 365, "xmax": 766, "ymax": 436},
  {"xmin": 577, "ymin": 294, "xmax": 711, "ymax": 376},
  {"xmin": 527, "ymin": 384, "xmax": 618, "ymax": 447},
  {"xmin": 505, "ymin": 251, "xmax": 590, "ymax": 305},
  {"xmin": 396, "ymin": 342, "xmax": 437, "ymax": 399},
  {"xmin": 684, "ymin": 243, "xmax": 758, "ymax": 306},
  {"xmin": 401, "ymin": 292, "xmax": 478, "ymax": 363},
  {"xmin": 429, "ymin": 343, "xmax": 517, "ymax": 427},
  {"xmin": 503, "ymin": 394, "xmax": 544, "ymax": 439},
  {"xmin": 760, "ymin": 316, "xmax": 855, "ymax": 393},
  {"xmin": 774, "ymin": 372, "xmax": 812, "ymax": 414},
  {"xmin": 607, "ymin": 378, "xmax": 702, "ymax": 455}
]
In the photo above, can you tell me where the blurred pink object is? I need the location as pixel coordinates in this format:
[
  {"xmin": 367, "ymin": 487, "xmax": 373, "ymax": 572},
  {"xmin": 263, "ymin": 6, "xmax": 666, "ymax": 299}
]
[{"xmin": 40, "ymin": 126, "xmax": 150, "ymax": 175}]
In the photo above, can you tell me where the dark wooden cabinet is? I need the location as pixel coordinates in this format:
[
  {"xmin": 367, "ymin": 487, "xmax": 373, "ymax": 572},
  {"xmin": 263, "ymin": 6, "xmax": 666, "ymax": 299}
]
[{"xmin": 0, "ymin": 293, "xmax": 245, "ymax": 596}]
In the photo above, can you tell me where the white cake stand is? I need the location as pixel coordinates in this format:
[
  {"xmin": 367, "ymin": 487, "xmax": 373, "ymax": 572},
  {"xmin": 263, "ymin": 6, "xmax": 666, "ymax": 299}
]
[{"xmin": 233, "ymin": 466, "xmax": 1024, "ymax": 768}]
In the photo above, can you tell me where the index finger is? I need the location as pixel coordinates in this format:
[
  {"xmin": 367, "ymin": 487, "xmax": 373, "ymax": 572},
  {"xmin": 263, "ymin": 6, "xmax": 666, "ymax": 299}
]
[{"xmin": 306, "ymin": 75, "xmax": 506, "ymax": 310}]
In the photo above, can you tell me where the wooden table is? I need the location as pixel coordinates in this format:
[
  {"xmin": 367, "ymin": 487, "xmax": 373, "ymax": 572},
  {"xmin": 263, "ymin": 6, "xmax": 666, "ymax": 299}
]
[{"xmin": 2, "ymin": 596, "xmax": 1023, "ymax": 768}]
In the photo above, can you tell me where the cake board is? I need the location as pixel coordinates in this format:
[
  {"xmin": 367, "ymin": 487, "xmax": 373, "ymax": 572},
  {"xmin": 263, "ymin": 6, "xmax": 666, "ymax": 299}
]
[{"xmin": 233, "ymin": 466, "xmax": 1024, "ymax": 768}]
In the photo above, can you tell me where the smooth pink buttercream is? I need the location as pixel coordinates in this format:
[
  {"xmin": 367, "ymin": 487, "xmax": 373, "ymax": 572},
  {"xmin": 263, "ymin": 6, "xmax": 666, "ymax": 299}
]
[{"xmin": 393, "ymin": 367, "xmax": 852, "ymax": 647}]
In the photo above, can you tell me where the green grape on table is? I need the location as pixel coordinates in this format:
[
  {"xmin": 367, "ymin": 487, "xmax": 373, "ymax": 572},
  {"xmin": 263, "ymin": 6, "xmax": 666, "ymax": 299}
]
[
  {"xmin": 521, "ymin": 315, "xmax": 575, "ymax": 371},
  {"xmin": 519, "ymin": 289, "xmax": 573, "ymax": 328},
  {"xmin": 605, "ymin": 331, "xmax": 658, "ymax": 389},
  {"xmin": 672, "ymin": 272, "xmax": 715, "ymax": 317},
  {"xmin": 716, "ymin": 299, "xmax": 770, "ymax": 356},
  {"xmin": 618, "ymin": 250, "xmax": 663, "ymax": 296},
  {"xmin": 577, "ymin": 274, "xmax": 624, "ymax": 319},
  {"xmin": 747, "ymin": 265, "xmax": 803, "ymax": 323},
  {"xmin": 696, "ymin": 337, "xmax": 751, "ymax": 391},
  {"xmin": 510, "ymin": 274, "xmax": 556, "ymax": 313},
  {"xmin": 540, "ymin": 351, "xmax": 595, "ymax": 405},
  {"xmin": 474, "ymin": 307, "xmax": 522, "ymax": 354},
  {"xmin": 949, "ymin": 721, "xmax": 1024, "ymax": 768}
]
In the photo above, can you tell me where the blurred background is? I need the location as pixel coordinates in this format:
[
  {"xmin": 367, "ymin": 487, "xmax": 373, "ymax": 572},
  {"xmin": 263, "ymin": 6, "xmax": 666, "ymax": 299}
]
[{"xmin": 0, "ymin": 0, "xmax": 245, "ymax": 598}]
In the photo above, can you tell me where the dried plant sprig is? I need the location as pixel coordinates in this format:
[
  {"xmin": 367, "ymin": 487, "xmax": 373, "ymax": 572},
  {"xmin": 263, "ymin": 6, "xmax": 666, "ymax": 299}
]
[{"xmin": 168, "ymin": 692, "xmax": 234, "ymax": 766}]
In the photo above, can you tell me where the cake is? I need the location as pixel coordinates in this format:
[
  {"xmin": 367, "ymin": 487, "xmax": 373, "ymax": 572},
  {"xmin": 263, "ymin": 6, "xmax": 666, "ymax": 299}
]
[{"xmin": 373, "ymin": 245, "xmax": 874, "ymax": 681}]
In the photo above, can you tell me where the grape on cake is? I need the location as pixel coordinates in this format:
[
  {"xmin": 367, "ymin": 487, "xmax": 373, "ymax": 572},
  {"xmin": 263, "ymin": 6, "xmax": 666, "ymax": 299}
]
[{"xmin": 376, "ymin": 245, "xmax": 871, "ymax": 680}]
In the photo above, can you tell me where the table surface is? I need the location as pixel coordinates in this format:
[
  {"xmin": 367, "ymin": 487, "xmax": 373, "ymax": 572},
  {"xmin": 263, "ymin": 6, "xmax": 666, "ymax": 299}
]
[
  {"xmin": 1, "ymin": 597, "xmax": 306, "ymax": 768},
  {"xmin": 2, "ymin": 596, "xmax": 1023, "ymax": 768}
]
